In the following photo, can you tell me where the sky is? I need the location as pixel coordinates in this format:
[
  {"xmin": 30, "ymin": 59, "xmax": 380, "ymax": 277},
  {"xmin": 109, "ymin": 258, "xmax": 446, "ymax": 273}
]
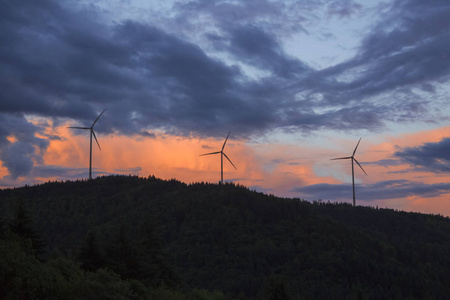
[{"xmin": 1, "ymin": 0, "xmax": 450, "ymax": 215}]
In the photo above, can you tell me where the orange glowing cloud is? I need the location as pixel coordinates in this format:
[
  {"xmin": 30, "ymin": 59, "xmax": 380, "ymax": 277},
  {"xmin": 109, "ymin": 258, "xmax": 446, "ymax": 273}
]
[
  {"xmin": 41, "ymin": 124, "xmax": 335, "ymax": 197},
  {"xmin": 44, "ymin": 125, "xmax": 252, "ymax": 184},
  {"xmin": 4, "ymin": 119, "xmax": 450, "ymax": 216}
]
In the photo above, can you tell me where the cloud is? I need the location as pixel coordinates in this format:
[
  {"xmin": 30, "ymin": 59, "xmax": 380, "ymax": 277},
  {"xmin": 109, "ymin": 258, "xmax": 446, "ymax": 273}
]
[
  {"xmin": 213, "ymin": 24, "xmax": 311, "ymax": 79},
  {"xmin": 0, "ymin": 164, "xmax": 87, "ymax": 188},
  {"xmin": 292, "ymin": 0, "xmax": 450, "ymax": 127},
  {"xmin": 326, "ymin": 0, "xmax": 363, "ymax": 19},
  {"xmin": 293, "ymin": 180, "xmax": 450, "ymax": 202},
  {"xmin": 1, "ymin": 1, "xmax": 278, "ymax": 138},
  {"xmin": 2, "ymin": 0, "xmax": 450, "ymax": 183},
  {"xmin": 2, "ymin": 0, "xmax": 450, "ymax": 141},
  {"xmin": 175, "ymin": 0, "xmax": 313, "ymax": 38},
  {"xmin": 395, "ymin": 137, "xmax": 450, "ymax": 172},
  {"xmin": 31, "ymin": 165, "xmax": 89, "ymax": 179},
  {"xmin": 139, "ymin": 131, "xmax": 156, "ymax": 139},
  {"xmin": 364, "ymin": 159, "xmax": 404, "ymax": 167},
  {"xmin": 0, "ymin": 164, "xmax": 133, "ymax": 187},
  {"xmin": 0, "ymin": 114, "xmax": 49, "ymax": 179},
  {"xmin": 113, "ymin": 167, "xmax": 142, "ymax": 174}
]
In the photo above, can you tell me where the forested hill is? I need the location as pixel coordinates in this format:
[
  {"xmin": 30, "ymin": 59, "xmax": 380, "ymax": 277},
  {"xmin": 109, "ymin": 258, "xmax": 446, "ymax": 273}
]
[{"xmin": 2, "ymin": 175, "xmax": 450, "ymax": 299}]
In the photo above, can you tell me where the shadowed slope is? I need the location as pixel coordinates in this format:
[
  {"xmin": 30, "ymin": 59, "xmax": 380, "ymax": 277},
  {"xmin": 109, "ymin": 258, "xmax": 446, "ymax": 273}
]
[{"xmin": 1, "ymin": 175, "xmax": 450, "ymax": 299}]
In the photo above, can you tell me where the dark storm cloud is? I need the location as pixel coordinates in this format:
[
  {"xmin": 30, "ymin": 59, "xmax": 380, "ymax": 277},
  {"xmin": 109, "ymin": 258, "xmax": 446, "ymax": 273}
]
[
  {"xmin": 213, "ymin": 25, "xmax": 311, "ymax": 79},
  {"xmin": 1, "ymin": 0, "xmax": 450, "ymax": 151},
  {"xmin": 0, "ymin": 0, "xmax": 274, "ymax": 178},
  {"xmin": 3, "ymin": 0, "xmax": 449, "ymax": 141},
  {"xmin": 395, "ymin": 137, "xmax": 450, "ymax": 172},
  {"xmin": 294, "ymin": 180, "xmax": 450, "ymax": 202},
  {"xmin": 138, "ymin": 131, "xmax": 156, "ymax": 139},
  {"xmin": 0, "ymin": 0, "xmax": 285, "ymax": 139},
  {"xmin": 0, "ymin": 114, "xmax": 49, "ymax": 179}
]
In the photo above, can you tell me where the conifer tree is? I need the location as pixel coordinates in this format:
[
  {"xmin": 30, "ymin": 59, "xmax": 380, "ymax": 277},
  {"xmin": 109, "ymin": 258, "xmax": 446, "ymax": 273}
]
[
  {"xmin": 10, "ymin": 198, "xmax": 46, "ymax": 258},
  {"xmin": 104, "ymin": 223, "xmax": 141, "ymax": 280},
  {"xmin": 78, "ymin": 230, "xmax": 103, "ymax": 271},
  {"xmin": 138, "ymin": 216, "xmax": 180, "ymax": 288},
  {"xmin": 263, "ymin": 276, "xmax": 290, "ymax": 300}
]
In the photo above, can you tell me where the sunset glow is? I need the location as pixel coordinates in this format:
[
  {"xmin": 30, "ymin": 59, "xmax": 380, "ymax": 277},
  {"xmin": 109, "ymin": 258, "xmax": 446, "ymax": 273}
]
[
  {"xmin": 1, "ymin": 0, "xmax": 450, "ymax": 216},
  {"xmin": 2, "ymin": 120, "xmax": 447, "ymax": 216}
]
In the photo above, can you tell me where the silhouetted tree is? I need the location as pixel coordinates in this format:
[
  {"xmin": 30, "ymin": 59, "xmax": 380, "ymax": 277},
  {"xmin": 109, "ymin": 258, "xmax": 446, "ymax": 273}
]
[
  {"xmin": 104, "ymin": 223, "xmax": 139, "ymax": 279},
  {"xmin": 138, "ymin": 216, "xmax": 180, "ymax": 288},
  {"xmin": 78, "ymin": 230, "xmax": 103, "ymax": 271},
  {"xmin": 103, "ymin": 219, "xmax": 180, "ymax": 288},
  {"xmin": 263, "ymin": 276, "xmax": 290, "ymax": 300},
  {"xmin": 0, "ymin": 216, "xmax": 5, "ymax": 236},
  {"xmin": 10, "ymin": 198, "xmax": 46, "ymax": 258}
]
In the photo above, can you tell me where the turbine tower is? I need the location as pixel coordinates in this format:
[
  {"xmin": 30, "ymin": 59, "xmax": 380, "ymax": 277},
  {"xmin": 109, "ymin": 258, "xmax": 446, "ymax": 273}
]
[
  {"xmin": 200, "ymin": 132, "xmax": 237, "ymax": 184},
  {"xmin": 331, "ymin": 138, "xmax": 367, "ymax": 207},
  {"xmin": 68, "ymin": 108, "xmax": 106, "ymax": 180}
]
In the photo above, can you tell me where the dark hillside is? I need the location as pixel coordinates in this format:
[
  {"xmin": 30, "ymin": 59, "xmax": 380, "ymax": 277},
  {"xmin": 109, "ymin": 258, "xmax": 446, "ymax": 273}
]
[{"xmin": 1, "ymin": 175, "xmax": 450, "ymax": 299}]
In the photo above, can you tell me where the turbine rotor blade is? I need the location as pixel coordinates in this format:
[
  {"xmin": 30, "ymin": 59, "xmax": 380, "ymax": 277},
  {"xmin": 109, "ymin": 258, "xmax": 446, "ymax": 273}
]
[
  {"xmin": 330, "ymin": 156, "xmax": 352, "ymax": 160},
  {"xmin": 92, "ymin": 130, "xmax": 101, "ymax": 151},
  {"xmin": 354, "ymin": 158, "xmax": 367, "ymax": 175},
  {"xmin": 353, "ymin": 138, "xmax": 362, "ymax": 156},
  {"xmin": 68, "ymin": 126, "xmax": 90, "ymax": 129},
  {"xmin": 199, "ymin": 151, "xmax": 221, "ymax": 156},
  {"xmin": 222, "ymin": 152, "xmax": 237, "ymax": 170},
  {"xmin": 92, "ymin": 108, "xmax": 106, "ymax": 127},
  {"xmin": 222, "ymin": 131, "xmax": 231, "ymax": 151}
]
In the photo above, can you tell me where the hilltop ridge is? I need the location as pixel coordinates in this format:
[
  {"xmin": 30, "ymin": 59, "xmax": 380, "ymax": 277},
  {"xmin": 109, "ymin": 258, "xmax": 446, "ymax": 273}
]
[{"xmin": 1, "ymin": 175, "xmax": 450, "ymax": 299}]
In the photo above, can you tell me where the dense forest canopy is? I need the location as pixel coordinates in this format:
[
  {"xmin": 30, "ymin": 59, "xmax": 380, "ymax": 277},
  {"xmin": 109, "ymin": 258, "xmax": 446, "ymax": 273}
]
[{"xmin": 1, "ymin": 175, "xmax": 450, "ymax": 299}]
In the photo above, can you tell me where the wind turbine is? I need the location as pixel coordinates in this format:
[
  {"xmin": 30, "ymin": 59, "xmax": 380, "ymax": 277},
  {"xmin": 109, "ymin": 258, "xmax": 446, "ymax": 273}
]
[
  {"xmin": 200, "ymin": 132, "xmax": 237, "ymax": 184},
  {"xmin": 68, "ymin": 108, "xmax": 106, "ymax": 180},
  {"xmin": 331, "ymin": 138, "xmax": 367, "ymax": 207}
]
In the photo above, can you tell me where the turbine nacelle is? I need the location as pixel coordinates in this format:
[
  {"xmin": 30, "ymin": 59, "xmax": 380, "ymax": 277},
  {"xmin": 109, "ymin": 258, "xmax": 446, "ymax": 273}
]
[
  {"xmin": 68, "ymin": 108, "xmax": 106, "ymax": 151},
  {"xmin": 330, "ymin": 138, "xmax": 367, "ymax": 175}
]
